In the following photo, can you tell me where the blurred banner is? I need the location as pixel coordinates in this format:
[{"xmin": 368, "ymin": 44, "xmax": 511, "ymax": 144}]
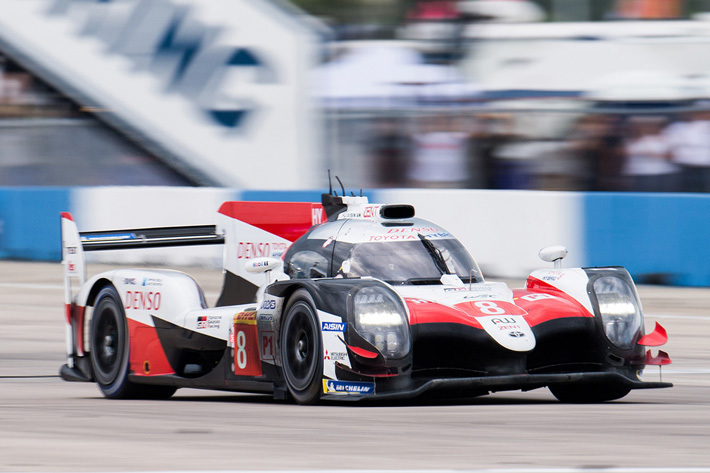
[{"xmin": 0, "ymin": 0, "xmax": 324, "ymax": 188}]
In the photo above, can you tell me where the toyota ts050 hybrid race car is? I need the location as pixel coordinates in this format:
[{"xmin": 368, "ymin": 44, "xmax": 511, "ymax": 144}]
[{"xmin": 59, "ymin": 191, "xmax": 672, "ymax": 404}]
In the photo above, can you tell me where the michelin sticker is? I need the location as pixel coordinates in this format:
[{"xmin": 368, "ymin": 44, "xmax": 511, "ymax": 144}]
[{"xmin": 322, "ymin": 379, "xmax": 375, "ymax": 395}]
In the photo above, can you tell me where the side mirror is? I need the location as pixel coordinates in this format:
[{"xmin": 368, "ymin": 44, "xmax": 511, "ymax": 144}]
[
  {"xmin": 538, "ymin": 245, "xmax": 568, "ymax": 269},
  {"xmin": 244, "ymin": 257, "xmax": 282, "ymax": 274}
]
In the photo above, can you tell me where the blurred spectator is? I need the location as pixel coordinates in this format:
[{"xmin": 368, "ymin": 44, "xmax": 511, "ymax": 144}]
[
  {"xmin": 542, "ymin": 115, "xmax": 602, "ymax": 191},
  {"xmin": 592, "ymin": 115, "xmax": 626, "ymax": 191},
  {"xmin": 406, "ymin": 114, "xmax": 471, "ymax": 188},
  {"xmin": 369, "ymin": 117, "xmax": 411, "ymax": 187},
  {"xmin": 621, "ymin": 116, "xmax": 680, "ymax": 192},
  {"xmin": 664, "ymin": 107, "xmax": 710, "ymax": 193},
  {"xmin": 560, "ymin": 114, "xmax": 627, "ymax": 191},
  {"xmin": 470, "ymin": 113, "xmax": 512, "ymax": 189}
]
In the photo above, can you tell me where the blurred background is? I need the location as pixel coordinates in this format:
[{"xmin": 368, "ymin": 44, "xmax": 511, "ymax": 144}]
[
  {"xmin": 3, "ymin": 0, "xmax": 710, "ymax": 191},
  {"xmin": 3, "ymin": 0, "xmax": 710, "ymax": 285}
]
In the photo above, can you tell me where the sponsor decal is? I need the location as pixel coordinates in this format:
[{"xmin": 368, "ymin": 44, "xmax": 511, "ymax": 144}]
[
  {"xmin": 123, "ymin": 278, "xmax": 136, "ymax": 285},
  {"xmin": 490, "ymin": 316, "xmax": 518, "ymax": 326},
  {"xmin": 362, "ymin": 205, "xmax": 381, "ymax": 218},
  {"xmin": 125, "ymin": 291, "xmax": 161, "ymax": 311},
  {"xmin": 67, "ymin": 247, "xmax": 77, "ymax": 254},
  {"xmin": 386, "ymin": 227, "xmax": 439, "ymax": 234},
  {"xmin": 369, "ymin": 234, "xmax": 417, "ymax": 242},
  {"xmin": 258, "ymin": 314, "xmax": 274, "ymax": 322},
  {"xmin": 260, "ymin": 299, "xmax": 277, "ymax": 310},
  {"xmin": 476, "ymin": 315, "xmax": 535, "ymax": 352},
  {"xmin": 520, "ymin": 293, "xmax": 556, "ymax": 302},
  {"xmin": 142, "ymin": 278, "xmax": 163, "ymax": 287},
  {"xmin": 236, "ymin": 241, "xmax": 288, "ymax": 260},
  {"xmin": 312, "ymin": 208, "xmax": 325, "ymax": 225},
  {"xmin": 444, "ymin": 287, "xmax": 467, "ymax": 293},
  {"xmin": 197, "ymin": 315, "xmax": 221, "ymax": 330},
  {"xmin": 425, "ymin": 232, "xmax": 451, "ymax": 239},
  {"xmin": 234, "ymin": 311, "xmax": 257, "ymax": 325},
  {"xmin": 324, "ymin": 351, "xmax": 348, "ymax": 362},
  {"xmin": 261, "ymin": 332, "xmax": 275, "ymax": 361},
  {"xmin": 81, "ymin": 232, "xmax": 137, "ymax": 242},
  {"xmin": 250, "ymin": 260, "xmax": 271, "ymax": 269},
  {"xmin": 541, "ymin": 271, "xmax": 565, "ymax": 282},
  {"xmin": 322, "ymin": 379, "xmax": 375, "ymax": 395},
  {"xmin": 339, "ymin": 211, "xmax": 363, "ymax": 219},
  {"xmin": 322, "ymin": 322, "xmax": 346, "ymax": 332}
]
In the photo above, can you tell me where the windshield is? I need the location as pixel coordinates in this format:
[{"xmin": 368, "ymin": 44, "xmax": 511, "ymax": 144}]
[{"xmin": 339, "ymin": 239, "xmax": 482, "ymax": 284}]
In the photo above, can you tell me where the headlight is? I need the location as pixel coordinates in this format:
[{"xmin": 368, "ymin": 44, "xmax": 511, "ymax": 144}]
[
  {"xmin": 594, "ymin": 276, "xmax": 642, "ymax": 349},
  {"xmin": 351, "ymin": 286, "xmax": 410, "ymax": 358}
]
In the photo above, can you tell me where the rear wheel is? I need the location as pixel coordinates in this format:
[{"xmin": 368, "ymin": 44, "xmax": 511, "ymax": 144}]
[
  {"xmin": 280, "ymin": 290, "xmax": 322, "ymax": 404},
  {"xmin": 90, "ymin": 286, "xmax": 176, "ymax": 399},
  {"xmin": 549, "ymin": 383, "xmax": 631, "ymax": 403}
]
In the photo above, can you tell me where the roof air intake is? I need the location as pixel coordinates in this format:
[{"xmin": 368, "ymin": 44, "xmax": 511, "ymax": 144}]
[{"xmin": 380, "ymin": 205, "xmax": 415, "ymax": 219}]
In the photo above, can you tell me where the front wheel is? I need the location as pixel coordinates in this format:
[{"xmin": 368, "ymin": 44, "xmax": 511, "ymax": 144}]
[
  {"xmin": 549, "ymin": 383, "xmax": 631, "ymax": 403},
  {"xmin": 280, "ymin": 289, "xmax": 322, "ymax": 404}
]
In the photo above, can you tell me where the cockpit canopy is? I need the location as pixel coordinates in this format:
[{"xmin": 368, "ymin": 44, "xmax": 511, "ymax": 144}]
[{"xmin": 283, "ymin": 217, "xmax": 483, "ymax": 285}]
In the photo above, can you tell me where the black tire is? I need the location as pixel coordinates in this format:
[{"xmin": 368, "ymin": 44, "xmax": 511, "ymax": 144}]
[
  {"xmin": 280, "ymin": 289, "xmax": 323, "ymax": 404},
  {"xmin": 89, "ymin": 286, "xmax": 176, "ymax": 400},
  {"xmin": 549, "ymin": 383, "xmax": 631, "ymax": 403}
]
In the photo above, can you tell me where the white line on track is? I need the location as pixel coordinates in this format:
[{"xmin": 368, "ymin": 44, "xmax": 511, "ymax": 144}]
[
  {"xmin": 52, "ymin": 468, "xmax": 710, "ymax": 473},
  {"xmin": 0, "ymin": 282, "xmax": 64, "ymax": 290}
]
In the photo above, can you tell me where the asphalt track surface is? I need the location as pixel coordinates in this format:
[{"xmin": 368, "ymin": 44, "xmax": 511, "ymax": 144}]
[{"xmin": 1, "ymin": 261, "xmax": 709, "ymax": 472}]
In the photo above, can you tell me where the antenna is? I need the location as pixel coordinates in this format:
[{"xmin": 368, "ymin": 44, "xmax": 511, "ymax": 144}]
[
  {"xmin": 327, "ymin": 169, "xmax": 333, "ymax": 196},
  {"xmin": 335, "ymin": 175, "xmax": 345, "ymax": 196}
]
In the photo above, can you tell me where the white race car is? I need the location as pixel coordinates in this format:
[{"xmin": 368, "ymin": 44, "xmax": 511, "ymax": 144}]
[{"xmin": 59, "ymin": 190, "xmax": 671, "ymax": 403}]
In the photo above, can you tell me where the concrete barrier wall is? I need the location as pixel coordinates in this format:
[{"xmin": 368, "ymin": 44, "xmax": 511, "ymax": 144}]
[{"xmin": 0, "ymin": 187, "xmax": 707, "ymax": 286}]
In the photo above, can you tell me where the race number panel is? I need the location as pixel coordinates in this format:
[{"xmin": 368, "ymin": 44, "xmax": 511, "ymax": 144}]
[{"xmin": 233, "ymin": 311, "xmax": 262, "ymax": 376}]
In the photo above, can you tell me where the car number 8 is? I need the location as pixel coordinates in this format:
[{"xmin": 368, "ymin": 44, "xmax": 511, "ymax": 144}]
[
  {"xmin": 236, "ymin": 331, "xmax": 247, "ymax": 369},
  {"xmin": 474, "ymin": 301, "xmax": 506, "ymax": 315}
]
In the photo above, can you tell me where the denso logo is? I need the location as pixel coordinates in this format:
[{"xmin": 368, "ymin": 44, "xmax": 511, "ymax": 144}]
[
  {"xmin": 125, "ymin": 291, "xmax": 161, "ymax": 311},
  {"xmin": 237, "ymin": 242, "xmax": 288, "ymax": 259},
  {"xmin": 322, "ymin": 322, "xmax": 346, "ymax": 332}
]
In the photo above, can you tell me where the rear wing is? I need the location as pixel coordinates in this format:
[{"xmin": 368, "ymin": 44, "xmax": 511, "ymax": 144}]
[
  {"xmin": 60, "ymin": 201, "xmax": 326, "ymax": 306},
  {"xmin": 79, "ymin": 225, "xmax": 224, "ymax": 251},
  {"xmin": 61, "ymin": 213, "xmax": 224, "ymax": 286}
]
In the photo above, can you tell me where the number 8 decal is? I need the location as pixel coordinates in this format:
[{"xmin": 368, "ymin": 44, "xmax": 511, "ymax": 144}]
[
  {"xmin": 236, "ymin": 331, "xmax": 247, "ymax": 369},
  {"xmin": 474, "ymin": 301, "xmax": 506, "ymax": 315}
]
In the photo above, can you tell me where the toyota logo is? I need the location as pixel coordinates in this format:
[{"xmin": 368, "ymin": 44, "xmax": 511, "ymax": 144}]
[{"xmin": 509, "ymin": 331, "xmax": 525, "ymax": 338}]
